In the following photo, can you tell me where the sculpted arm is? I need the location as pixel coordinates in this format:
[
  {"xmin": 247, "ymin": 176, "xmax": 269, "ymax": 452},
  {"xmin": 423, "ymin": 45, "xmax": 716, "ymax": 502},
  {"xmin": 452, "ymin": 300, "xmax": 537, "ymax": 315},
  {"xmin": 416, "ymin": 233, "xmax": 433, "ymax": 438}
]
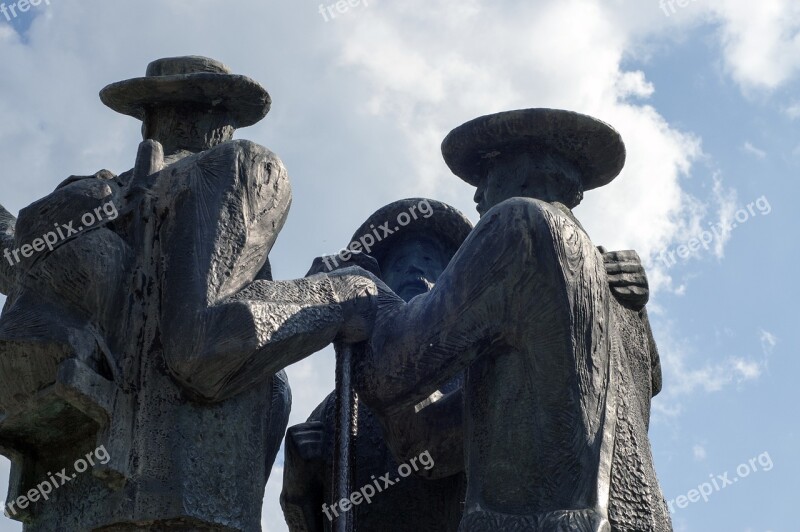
[
  {"xmin": 148, "ymin": 140, "xmax": 373, "ymax": 401},
  {"xmin": 162, "ymin": 268, "xmax": 377, "ymax": 402}
]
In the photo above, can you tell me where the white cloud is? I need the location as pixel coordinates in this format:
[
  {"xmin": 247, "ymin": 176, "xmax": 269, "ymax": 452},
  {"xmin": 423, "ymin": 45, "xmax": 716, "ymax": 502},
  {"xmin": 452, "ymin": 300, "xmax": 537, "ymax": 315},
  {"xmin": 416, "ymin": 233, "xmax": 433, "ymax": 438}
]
[
  {"xmin": 711, "ymin": 174, "xmax": 739, "ymax": 259},
  {"xmin": 760, "ymin": 329, "xmax": 778, "ymax": 355},
  {"xmin": 742, "ymin": 141, "xmax": 767, "ymax": 159},
  {"xmin": 732, "ymin": 357, "xmax": 762, "ymax": 381},
  {"xmin": 784, "ymin": 102, "xmax": 800, "ymax": 119},
  {"xmin": 692, "ymin": 444, "xmax": 707, "ymax": 461},
  {"xmin": 331, "ymin": 0, "xmax": 706, "ymax": 297},
  {"xmin": 652, "ymin": 320, "xmax": 767, "ymax": 419},
  {"xmin": 616, "ymin": 70, "xmax": 657, "ymax": 100},
  {"xmin": 641, "ymin": 173, "xmax": 740, "ymax": 290},
  {"xmin": 709, "ymin": 0, "xmax": 800, "ymax": 91}
]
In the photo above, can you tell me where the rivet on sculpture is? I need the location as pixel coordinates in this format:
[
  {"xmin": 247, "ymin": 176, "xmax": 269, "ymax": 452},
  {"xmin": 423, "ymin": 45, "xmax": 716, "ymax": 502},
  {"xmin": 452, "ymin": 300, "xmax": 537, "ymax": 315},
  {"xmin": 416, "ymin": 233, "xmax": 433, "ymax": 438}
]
[{"xmin": 0, "ymin": 55, "xmax": 673, "ymax": 532}]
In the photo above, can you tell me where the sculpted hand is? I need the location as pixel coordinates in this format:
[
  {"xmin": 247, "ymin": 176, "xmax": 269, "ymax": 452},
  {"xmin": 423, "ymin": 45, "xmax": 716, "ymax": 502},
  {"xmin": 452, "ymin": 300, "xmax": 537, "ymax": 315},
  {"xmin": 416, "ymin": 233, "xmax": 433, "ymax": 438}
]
[
  {"xmin": 601, "ymin": 248, "xmax": 649, "ymax": 310},
  {"xmin": 285, "ymin": 421, "xmax": 325, "ymax": 463},
  {"xmin": 327, "ymin": 266, "xmax": 387, "ymax": 344}
]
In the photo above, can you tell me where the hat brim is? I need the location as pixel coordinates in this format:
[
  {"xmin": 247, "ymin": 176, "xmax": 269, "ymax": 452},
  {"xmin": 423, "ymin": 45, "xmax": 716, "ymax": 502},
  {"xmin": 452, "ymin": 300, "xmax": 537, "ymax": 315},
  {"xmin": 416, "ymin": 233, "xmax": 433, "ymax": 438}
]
[
  {"xmin": 99, "ymin": 73, "xmax": 271, "ymax": 128},
  {"xmin": 441, "ymin": 108, "xmax": 626, "ymax": 191},
  {"xmin": 350, "ymin": 198, "xmax": 473, "ymax": 267}
]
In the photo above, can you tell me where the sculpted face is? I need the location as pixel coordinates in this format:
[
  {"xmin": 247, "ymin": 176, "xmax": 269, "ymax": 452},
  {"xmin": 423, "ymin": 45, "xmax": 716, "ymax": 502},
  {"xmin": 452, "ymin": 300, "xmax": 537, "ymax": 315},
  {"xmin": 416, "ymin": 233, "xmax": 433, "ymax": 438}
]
[
  {"xmin": 142, "ymin": 105, "xmax": 236, "ymax": 156},
  {"xmin": 382, "ymin": 236, "xmax": 449, "ymax": 302},
  {"xmin": 473, "ymin": 151, "xmax": 584, "ymax": 216}
]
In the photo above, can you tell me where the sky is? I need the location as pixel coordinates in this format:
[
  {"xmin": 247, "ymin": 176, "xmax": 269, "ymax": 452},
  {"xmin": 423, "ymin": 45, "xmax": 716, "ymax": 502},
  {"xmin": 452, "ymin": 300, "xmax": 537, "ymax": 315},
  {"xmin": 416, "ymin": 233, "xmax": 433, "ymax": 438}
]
[{"xmin": 0, "ymin": 0, "xmax": 797, "ymax": 530}]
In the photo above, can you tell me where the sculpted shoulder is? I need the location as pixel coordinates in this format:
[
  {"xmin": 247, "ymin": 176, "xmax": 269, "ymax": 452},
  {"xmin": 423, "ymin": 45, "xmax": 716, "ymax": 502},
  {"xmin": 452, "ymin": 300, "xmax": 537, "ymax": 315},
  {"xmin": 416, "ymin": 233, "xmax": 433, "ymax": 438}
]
[{"xmin": 15, "ymin": 171, "xmax": 123, "ymax": 257}]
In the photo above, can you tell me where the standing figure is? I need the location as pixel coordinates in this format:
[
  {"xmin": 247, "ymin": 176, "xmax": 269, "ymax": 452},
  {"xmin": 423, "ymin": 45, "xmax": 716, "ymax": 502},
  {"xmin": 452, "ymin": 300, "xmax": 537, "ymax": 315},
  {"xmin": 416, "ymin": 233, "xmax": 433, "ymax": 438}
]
[
  {"xmin": 281, "ymin": 198, "xmax": 472, "ymax": 532},
  {"xmin": 354, "ymin": 109, "xmax": 672, "ymax": 532},
  {"xmin": 0, "ymin": 56, "xmax": 375, "ymax": 531}
]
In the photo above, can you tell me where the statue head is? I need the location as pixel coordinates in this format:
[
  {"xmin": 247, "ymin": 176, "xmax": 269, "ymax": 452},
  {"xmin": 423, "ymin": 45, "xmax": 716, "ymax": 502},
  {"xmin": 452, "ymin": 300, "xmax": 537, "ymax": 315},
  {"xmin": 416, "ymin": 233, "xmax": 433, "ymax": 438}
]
[
  {"xmin": 139, "ymin": 105, "xmax": 237, "ymax": 156},
  {"xmin": 473, "ymin": 150, "xmax": 584, "ymax": 215},
  {"xmin": 100, "ymin": 56, "xmax": 271, "ymax": 156},
  {"xmin": 381, "ymin": 234, "xmax": 451, "ymax": 302},
  {"xmin": 441, "ymin": 108, "xmax": 627, "ymax": 216},
  {"xmin": 346, "ymin": 199, "xmax": 473, "ymax": 302}
]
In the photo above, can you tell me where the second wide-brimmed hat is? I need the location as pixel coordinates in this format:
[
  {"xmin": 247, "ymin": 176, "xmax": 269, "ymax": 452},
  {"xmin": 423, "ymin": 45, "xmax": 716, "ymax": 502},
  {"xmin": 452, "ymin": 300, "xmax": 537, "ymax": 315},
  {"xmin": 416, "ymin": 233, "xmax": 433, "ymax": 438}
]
[
  {"xmin": 99, "ymin": 56, "xmax": 271, "ymax": 128},
  {"xmin": 350, "ymin": 198, "xmax": 473, "ymax": 267},
  {"xmin": 441, "ymin": 108, "xmax": 626, "ymax": 191}
]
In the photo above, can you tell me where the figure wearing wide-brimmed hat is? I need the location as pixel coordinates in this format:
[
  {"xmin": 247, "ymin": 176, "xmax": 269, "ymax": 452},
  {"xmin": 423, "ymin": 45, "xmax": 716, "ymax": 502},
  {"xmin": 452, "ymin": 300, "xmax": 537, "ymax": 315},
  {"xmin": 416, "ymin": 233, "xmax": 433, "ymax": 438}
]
[
  {"xmin": 100, "ymin": 55, "xmax": 271, "ymax": 158},
  {"xmin": 353, "ymin": 109, "xmax": 671, "ymax": 531},
  {"xmin": 282, "ymin": 198, "xmax": 472, "ymax": 532},
  {"xmin": 0, "ymin": 56, "xmax": 380, "ymax": 532},
  {"xmin": 102, "ymin": 56, "xmax": 378, "ymax": 531},
  {"xmin": 0, "ymin": 57, "xmax": 254, "ymax": 414},
  {"xmin": 102, "ymin": 55, "xmax": 270, "ymax": 125}
]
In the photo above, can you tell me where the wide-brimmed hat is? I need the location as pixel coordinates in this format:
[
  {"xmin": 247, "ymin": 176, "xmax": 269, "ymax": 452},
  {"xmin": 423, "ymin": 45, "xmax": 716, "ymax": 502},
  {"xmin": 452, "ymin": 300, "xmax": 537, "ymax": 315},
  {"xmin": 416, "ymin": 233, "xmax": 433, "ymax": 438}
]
[
  {"xmin": 350, "ymin": 198, "xmax": 473, "ymax": 268},
  {"xmin": 441, "ymin": 108, "xmax": 626, "ymax": 191},
  {"xmin": 99, "ymin": 56, "xmax": 271, "ymax": 128}
]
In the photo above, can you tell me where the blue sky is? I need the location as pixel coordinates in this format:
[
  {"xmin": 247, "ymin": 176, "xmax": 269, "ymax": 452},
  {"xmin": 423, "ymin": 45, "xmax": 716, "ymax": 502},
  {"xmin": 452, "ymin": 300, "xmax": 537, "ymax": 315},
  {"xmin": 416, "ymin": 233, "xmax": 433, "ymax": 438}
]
[
  {"xmin": 0, "ymin": 1, "xmax": 797, "ymax": 531},
  {"xmin": 632, "ymin": 24, "xmax": 795, "ymax": 531}
]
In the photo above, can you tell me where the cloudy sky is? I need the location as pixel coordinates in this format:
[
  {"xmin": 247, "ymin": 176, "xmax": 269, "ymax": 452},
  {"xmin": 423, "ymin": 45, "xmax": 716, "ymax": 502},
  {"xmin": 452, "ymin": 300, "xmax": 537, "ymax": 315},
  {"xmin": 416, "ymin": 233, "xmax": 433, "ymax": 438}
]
[{"xmin": 0, "ymin": 0, "xmax": 797, "ymax": 530}]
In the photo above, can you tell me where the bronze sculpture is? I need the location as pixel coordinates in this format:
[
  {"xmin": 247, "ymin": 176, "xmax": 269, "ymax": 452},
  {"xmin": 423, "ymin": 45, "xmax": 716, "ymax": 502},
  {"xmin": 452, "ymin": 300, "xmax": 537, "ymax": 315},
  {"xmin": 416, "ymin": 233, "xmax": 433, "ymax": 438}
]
[
  {"xmin": 0, "ymin": 56, "xmax": 378, "ymax": 531},
  {"xmin": 353, "ymin": 109, "xmax": 670, "ymax": 531},
  {"xmin": 281, "ymin": 198, "xmax": 472, "ymax": 532},
  {"xmin": 0, "ymin": 53, "xmax": 672, "ymax": 532}
]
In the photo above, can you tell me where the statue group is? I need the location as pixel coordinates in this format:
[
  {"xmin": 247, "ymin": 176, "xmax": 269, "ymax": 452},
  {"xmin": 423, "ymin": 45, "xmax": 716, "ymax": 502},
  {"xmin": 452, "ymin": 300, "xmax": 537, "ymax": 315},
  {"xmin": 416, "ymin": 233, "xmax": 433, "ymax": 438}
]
[{"xmin": 0, "ymin": 56, "xmax": 672, "ymax": 532}]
